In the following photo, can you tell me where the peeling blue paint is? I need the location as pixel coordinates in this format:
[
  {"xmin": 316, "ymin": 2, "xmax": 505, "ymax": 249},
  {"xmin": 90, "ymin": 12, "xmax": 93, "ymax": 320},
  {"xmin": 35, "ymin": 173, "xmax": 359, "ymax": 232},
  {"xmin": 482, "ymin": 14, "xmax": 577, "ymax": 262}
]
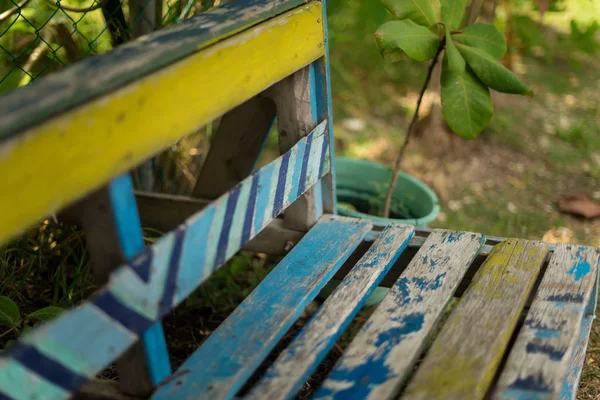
[
  {"xmin": 443, "ymin": 231, "xmax": 464, "ymax": 244},
  {"xmin": 501, "ymin": 388, "xmax": 548, "ymax": 400},
  {"xmin": 315, "ymin": 313, "xmax": 424, "ymax": 399},
  {"xmin": 411, "ymin": 273, "xmax": 446, "ymax": 291},
  {"xmin": 509, "ymin": 374, "xmax": 553, "ymax": 392},
  {"xmin": 534, "ymin": 328, "xmax": 560, "ymax": 339},
  {"xmin": 526, "ymin": 343, "xmax": 567, "ymax": 361},
  {"xmin": 523, "ymin": 319, "xmax": 563, "ymax": 339},
  {"xmin": 546, "ymin": 293, "xmax": 584, "ymax": 304},
  {"xmin": 568, "ymin": 248, "xmax": 591, "ymax": 281}
]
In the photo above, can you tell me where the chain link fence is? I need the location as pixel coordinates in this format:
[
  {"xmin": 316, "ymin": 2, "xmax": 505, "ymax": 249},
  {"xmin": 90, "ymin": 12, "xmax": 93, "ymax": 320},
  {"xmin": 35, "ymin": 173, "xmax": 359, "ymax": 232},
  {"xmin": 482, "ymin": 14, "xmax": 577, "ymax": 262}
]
[{"xmin": 0, "ymin": 0, "xmax": 217, "ymax": 95}]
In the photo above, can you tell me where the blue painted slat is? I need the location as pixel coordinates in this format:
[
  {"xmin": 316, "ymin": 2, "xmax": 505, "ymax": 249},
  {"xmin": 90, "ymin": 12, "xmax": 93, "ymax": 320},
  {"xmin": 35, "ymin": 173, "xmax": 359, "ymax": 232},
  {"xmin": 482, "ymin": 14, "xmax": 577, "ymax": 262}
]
[
  {"xmin": 311, "ymin": 4, "xmax": 336, "ymax": 214},
  {"xmin": 152, "ymin": 216, "xmax": 373, "ymax": 400},
  {"xmin": 315, "ymin": 230, "xmax": 485, "ymax": 400},
  {"xmin": 560, "ymin": 315, "xmax": 594, "ymax": 400},
  {"xmin": 493, "ymin": 244, "xmax": 600, "ymax": 400},
  {"xmin": 247, "ymin": 225, "xmax": 415, "ymax": 400},
  {"xmin": 0, "ymin": 121, "xmax": 330, "ymax": 400},
  {"xmin": 108, "ymin": 175, "xmax": 172, "ymax": 385}
]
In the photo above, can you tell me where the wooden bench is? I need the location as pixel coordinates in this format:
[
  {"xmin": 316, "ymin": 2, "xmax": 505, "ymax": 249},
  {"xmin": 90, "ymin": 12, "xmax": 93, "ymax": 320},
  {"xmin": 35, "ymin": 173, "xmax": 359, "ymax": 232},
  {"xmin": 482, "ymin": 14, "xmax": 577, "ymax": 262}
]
[{"xmin": 0, "ymin": 1, "xmax": 598, "ymax": 399}]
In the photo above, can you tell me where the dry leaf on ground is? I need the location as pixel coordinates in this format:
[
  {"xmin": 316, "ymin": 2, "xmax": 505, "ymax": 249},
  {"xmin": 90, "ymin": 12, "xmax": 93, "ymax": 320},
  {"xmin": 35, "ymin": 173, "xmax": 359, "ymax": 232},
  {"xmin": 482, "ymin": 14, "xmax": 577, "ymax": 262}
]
[{"xmin": 559, "ymin": 194, "xmax": 600, "ymax": 219}]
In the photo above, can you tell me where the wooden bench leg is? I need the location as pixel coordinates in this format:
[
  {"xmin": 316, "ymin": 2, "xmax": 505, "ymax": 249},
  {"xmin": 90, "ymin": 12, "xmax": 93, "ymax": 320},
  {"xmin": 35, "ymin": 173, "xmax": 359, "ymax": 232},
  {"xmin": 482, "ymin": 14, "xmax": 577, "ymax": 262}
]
[{"xmin": 67, "ymin": 175, "xmax": 171, "ymax": 396}]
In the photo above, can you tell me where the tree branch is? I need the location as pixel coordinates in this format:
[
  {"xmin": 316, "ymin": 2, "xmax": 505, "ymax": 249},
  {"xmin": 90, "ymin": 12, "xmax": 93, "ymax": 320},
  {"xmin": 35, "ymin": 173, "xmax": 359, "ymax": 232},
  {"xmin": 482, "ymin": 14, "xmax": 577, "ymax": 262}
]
[{"xmin": 382, "ymin": 41, "xmax": 445, "ymax": 218}]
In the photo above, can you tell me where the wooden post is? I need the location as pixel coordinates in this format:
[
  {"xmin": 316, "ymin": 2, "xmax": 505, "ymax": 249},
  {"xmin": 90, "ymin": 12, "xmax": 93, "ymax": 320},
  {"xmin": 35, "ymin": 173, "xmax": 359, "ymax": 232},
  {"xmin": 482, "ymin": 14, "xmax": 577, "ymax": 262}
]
[
  {"xmin": 129, "ymin": 0, "xmax": 157, "ymax": 191},
  {"xmin": 191, "ymin": 95, "xmax": 276, "ymax": 199},
  {"xmin": 130, "ymin": 0, "xmax": 156, "ymax": 38},
  {"xmin": 266, "ymin": 64, "xmax": 324, "ymax": 230},
  {"xmin": 68, "ymin": 175, "xmax": 171, "ymax": 396}
]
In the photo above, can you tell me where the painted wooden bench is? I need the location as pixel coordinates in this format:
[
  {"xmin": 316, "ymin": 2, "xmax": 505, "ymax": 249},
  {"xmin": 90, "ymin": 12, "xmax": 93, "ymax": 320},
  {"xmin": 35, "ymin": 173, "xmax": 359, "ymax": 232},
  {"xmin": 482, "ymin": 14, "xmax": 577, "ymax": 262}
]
[{"xmin": 0, "ymin": 1, "xmax": 598, "ymax": 399}]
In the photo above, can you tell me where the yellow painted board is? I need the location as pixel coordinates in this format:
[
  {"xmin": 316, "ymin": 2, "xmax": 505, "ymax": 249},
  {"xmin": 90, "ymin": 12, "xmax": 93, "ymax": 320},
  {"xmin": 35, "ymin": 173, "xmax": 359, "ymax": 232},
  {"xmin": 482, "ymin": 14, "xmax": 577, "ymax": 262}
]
[
  {"xmin": 403, "ymin": 239, "xmax": 549, "ymax": 400},
  {"xmin": 0, "ymin": 2, "xmax": 324, "ymax": 246}
]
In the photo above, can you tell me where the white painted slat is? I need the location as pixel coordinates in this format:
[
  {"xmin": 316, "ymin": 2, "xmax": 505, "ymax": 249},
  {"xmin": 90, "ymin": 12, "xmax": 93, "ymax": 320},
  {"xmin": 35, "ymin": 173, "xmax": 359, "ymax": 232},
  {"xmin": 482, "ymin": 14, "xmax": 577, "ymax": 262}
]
[
  {"xmin": 247, "ymin": 224, "xmax": 415, "ymax": 400},
  {"xmin": 315, "ymin": 230, "xmax": 485, "ymax": 400},
  {"xmin": 493, "ymin": 244, "xmax": 600, "ymax": 400}
]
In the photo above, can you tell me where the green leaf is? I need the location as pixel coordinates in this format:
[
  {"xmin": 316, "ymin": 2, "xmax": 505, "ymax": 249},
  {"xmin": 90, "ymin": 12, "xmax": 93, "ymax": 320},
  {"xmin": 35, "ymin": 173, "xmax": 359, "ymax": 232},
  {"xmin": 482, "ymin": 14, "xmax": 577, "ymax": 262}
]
[
  {"xmin": 26, "ymin": 306, "xmax": 65, "ymax": 323},
  {"xmin": 452, "ymin": 23, "xmax": 507, "ymax": 59},
  {"xmin": 380, "ymin": 0, "xmax": 438, "ymax": 27},
  {"xmin": 445, "ymin": 31, "xmax": 465, "ymax": 73},
  {"xmin": 441, "ymin": 0, "xmax": 466, "ymax": 31},
  {"xmin": 0, "ymin": 297, "xmax": 21, "ymax": 329},
  {"xmin": 456, "ymin": 44, "xmax": 533, "ymax": 95},
  {"xmin": 375, "ymin": 20, "xmax": 441, "ymax": 62},
  {"xmin": 441, "ymin": 67, "xmax": 493, "ymax": 139}
]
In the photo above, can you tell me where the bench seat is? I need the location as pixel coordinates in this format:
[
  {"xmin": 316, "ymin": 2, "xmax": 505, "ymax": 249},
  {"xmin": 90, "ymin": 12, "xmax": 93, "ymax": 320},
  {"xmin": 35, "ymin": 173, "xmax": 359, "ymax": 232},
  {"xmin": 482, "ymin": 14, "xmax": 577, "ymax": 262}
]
[
  {"xmin": 2, "ymin": 212, "xmax": 596, "ymax": 400},
  {"xmin": 149, "ymin": 220, "xmax": 599, "ymax": 400},
  {"xmin": 0, "ymin": 0, "xmax": 598, "ymax": 399}
]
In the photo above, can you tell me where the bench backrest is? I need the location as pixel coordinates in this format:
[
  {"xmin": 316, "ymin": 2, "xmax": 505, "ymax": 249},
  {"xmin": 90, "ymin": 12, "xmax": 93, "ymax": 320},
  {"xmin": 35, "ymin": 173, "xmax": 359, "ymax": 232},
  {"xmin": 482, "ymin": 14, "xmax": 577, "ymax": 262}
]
[{"xmin": 0, "ymin": 0, "xmax": 335, "ymax": 398}]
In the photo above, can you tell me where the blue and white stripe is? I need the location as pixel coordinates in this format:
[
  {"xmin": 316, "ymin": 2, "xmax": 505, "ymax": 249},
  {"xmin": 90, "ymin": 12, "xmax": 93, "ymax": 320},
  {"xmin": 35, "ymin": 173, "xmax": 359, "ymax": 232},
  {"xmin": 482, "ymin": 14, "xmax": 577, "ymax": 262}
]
[{"xmin": 0, "ymin": 120, "xmax": 330, "ymax": 400}]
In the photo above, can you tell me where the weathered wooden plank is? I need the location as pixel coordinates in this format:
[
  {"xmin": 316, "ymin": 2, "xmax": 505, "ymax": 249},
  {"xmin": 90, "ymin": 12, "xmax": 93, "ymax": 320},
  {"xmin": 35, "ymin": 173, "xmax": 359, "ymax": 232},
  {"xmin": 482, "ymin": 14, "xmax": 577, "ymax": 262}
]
[
  {"xmin": 311, "ymin": 46, "xmax": 336, "ymax": 213},
  {"xmin": 0, "ymin": 122, "xmax": 330, "ymax": 400},
  {"xmin": 74, "ymin": 379, "xmax": 139, "ymax": 400},
  {"xmin": 267, "ymin": 64, "xmax": 323, "ymax": 231},
  {"xmin": 152, "ymin": 216, "xmax": 373, "ymax": 400},
  {"xmin": 560, "ymin": 315, "xmax": 594, "ymax": 400},
  {"xmin": 0, "ymin": 2, "xmax": 325, "ymax": 247},
  {"xmin": 192, "ymin": 95, "xmax": 276, "ymax": 199},
  {"xmin": 315, "ymin": 230, "xmax": 485, "ymax": 400},
  {"xmin": 403, "ymin": 239, "xmax": 550, "ymax": 400},
  {"xmin": 68, "ymin": 175, "xmax": 171, "ymax": 396},
  {"xmin": 247, "ymin": 225, "xmax": 415, "ymax": 400},
  {"xmin": 0, "ymin": 0, "xmax": 306, "ymax": 139},
  {"xmin": 492, "ymin": 244, "xmax": 600, "ymax": 400}
]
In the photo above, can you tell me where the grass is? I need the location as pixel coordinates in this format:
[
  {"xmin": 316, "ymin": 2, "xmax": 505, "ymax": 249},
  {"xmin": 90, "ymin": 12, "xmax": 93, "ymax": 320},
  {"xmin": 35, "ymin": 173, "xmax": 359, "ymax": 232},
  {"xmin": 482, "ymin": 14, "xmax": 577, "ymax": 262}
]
[{"xmin": 1, "ymin": 0, "xmax": 600, "ymax": 397}]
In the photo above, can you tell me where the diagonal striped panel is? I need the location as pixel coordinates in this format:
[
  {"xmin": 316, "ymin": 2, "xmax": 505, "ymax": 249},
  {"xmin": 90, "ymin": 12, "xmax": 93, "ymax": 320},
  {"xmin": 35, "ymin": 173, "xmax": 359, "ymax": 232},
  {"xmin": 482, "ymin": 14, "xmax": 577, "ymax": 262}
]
[{"xmin": 0, "ymin": 120, "xmax": 330, "ymax": 400}]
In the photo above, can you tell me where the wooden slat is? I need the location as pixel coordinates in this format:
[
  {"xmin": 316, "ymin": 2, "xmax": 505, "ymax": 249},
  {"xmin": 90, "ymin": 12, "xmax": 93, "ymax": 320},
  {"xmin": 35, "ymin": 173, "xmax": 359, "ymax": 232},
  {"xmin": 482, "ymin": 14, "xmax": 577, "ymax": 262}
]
[
  {"xmin": 268, "ymin": 64, "xmax": 323, "ymax": 231},
  {"xmin": 560, "ymin": 315, "xmax": 594, "ymax": 400},
  {"xmin": 492, "ymin": 244, "xmax": 600, "ymax": 400},
  {"xmin": 192, "ymin": 95, "xmax": 276, "ymax": 199},
  {"xmin": 134, "ymin": 192, "xmax": 306, "ymax": 255},
  {"xmin": 248, "ymin": 224, "xmax": 415, "ymax": 400},
  {"xmin": 0, "ymin": 122, "xmax": 330, "ymax": 400},
  {"xmin": 403, "ymin": 239, "xmax": 549, "ymax": 400},
  {"xmin": 0, "ymin": 1, "xmax": 325, "ymax": 247},
  {"xmin": 316, "ymin": 230, "xmax": 485, "ymax": 400},
  {"xmin": 0, "ymin": 0, "xmax": 306, "ymax": 139},
  {"xmin": 68, "ymin": 176, "xmax": 171, "ymax": 396},
  {"xmin": 152, "ymin": 216, "xmax": 373, "ymax": 400}
]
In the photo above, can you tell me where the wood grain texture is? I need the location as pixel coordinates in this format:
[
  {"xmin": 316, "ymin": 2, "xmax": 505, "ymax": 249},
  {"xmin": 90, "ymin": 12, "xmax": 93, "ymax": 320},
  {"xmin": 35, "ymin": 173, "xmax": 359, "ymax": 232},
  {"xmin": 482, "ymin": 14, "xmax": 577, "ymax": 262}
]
[
  {"xmin": 248, "ymin": 224, "xmax": 415, "ymax": 400},
  {"xmin": 69, "ymin": 175, "xmax": 170, "ymax": 396},
  {"xmin": 404, "ymin": 239, "xmax": 550, "ymax": 400},
  {"xmin": 560, "ymin": 315, "xmax": 593, "ymax": 400},
  {"xmin": 0, "ymin": 2, "xmax": 325, "ymax": 247},
  {"xmin": 268, "ymin": 64, "xmax": 322, "ymax": 231},
  {"xmin": 315, "ymin": 230, "xmax": 485, "ymax": 400},
  {"xmin": 192, "ymin": 95, "xmax": 276, "ymax": 199},
  {"xmin": 0, "ymin": 122, "xmax": 329, "ymax": 400},
  {"xmin": 152, "ymin": 216, "xmax": 373, "ymax": 400},
  {"xmin": 493, "ymin": 244, "xmax": 600, "ymax": 400},
  {"xmin": 74, "ymin": 379, "xmax": 139, "ymax": 400},
  {"xmin": 311, "ymin": 56, "xmax": 336, "ymax": 214},
  {"xmin": 135, "ymin": 191, "xmax": 306, "ymax": 255},
  {"xmin": 0, "ymin": 0, "xmax": 306, "ymax": 139}
]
